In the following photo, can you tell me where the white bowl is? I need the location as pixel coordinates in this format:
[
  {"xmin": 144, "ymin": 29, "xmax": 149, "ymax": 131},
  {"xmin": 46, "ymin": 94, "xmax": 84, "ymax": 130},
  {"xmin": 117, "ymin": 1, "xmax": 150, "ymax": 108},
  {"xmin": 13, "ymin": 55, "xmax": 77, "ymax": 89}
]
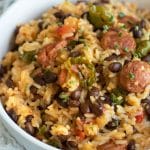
[{"xmin": 0, "ymin": 0, "xmax": 149, "ymax": 150}]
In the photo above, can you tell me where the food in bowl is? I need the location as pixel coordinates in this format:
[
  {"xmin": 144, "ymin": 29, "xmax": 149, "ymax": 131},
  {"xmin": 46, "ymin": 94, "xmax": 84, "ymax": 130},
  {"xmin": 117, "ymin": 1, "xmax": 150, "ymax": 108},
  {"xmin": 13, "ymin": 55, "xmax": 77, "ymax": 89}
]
[{"xmin": 0, "ymin": 0, "xmax": 150, "ymax": 149}]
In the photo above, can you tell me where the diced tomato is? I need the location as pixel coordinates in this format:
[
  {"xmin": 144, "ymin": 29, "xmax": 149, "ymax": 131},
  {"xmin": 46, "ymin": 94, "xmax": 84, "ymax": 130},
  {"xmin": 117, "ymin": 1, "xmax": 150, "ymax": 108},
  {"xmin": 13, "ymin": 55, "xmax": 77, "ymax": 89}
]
[
  {"xmin": 57, "ymin": 25, "xmax": 76, "ymax": 39},
  {"xmin": 75, "ymin": 129, "xmax": 85, "ymax": 141},
  {"xmin": 58, "ymin": 69, "xmax": 68, "ymax": 85},
  {"xmin": 135, "ymin": 112, "xmax": 144, "ymax": 123}
]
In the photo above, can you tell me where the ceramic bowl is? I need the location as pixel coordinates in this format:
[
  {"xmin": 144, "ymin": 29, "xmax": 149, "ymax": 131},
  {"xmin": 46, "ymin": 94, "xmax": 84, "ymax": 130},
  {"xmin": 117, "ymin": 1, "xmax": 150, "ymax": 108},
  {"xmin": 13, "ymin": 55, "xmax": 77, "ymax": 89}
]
[{"xmin": 0, "ymin": 0, "xmax": 149, "ymax": 150}]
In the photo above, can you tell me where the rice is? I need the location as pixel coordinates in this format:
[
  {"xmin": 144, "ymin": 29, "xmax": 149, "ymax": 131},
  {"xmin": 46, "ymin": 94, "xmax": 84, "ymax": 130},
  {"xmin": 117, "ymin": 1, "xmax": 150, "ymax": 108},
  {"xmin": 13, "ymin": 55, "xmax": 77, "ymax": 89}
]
[{"xmin": 0, "ymin": 0, "xmax": 150, "ymax": 149}]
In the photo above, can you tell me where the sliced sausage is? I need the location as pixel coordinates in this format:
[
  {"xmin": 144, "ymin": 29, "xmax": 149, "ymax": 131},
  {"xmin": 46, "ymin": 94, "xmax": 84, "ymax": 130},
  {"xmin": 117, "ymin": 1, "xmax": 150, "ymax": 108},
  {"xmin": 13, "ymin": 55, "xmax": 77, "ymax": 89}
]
[
  {"xmin": 37, "ymin": 40, "xmax": 67, "ymax": 67},
  {"xmin": 119, "ymin": 61, "xmax": 150, "ymax": 93},
  {"xmin": 97, "ymin": 141, "xmax": 126, "ymax": 150},
  {"xmin": 118, "ymin": 16, "xmax": 138, "ymax": 29},
  {"xmin": 101, "ymin": 29, "xmax": 136, "ymax": 54}
]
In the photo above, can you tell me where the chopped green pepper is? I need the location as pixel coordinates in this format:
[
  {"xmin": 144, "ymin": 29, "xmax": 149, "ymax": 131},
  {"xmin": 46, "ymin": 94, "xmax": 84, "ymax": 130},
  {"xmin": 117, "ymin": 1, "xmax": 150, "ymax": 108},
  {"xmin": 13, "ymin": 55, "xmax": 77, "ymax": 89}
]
[
  {"xmin": 88, "ymin": 5, "xmax": 114, "ymax": 28},
  {"xmin": 110, "ymin": 88, "xmax": 126, "ymax": 105},
  {"xmin": 39, "ymin": 125, "xmax": 47, "ymax": 135},
  {"xmin": 59, "ymin": 92, "xmax": 69, "ymax": 102},
  {"xmin": 71, "ymin": 56, "xmax": 96, "ymax": 86},
  {"xmin": 128, "ymin": 72, "xmax": 135, "ymax": 80},
  {"xmin": 68, "ymin": 36, "xmax": 85, "ymax": 50},
  {"xmin": 48, "ymin": 136, "xmax": 62, "ymax": 148},
  {"xmin": 118, "ymin": 12, "xmax": 126, "ymax": 18},
  {"xmin": 103, "ymin": 25, "xmax": 109, "ymax": 32},
  {"xmin": 134, "ymin": 40, "xmax": 150, "ymax": 58},
  {"xmin": 64, "ymin": 57, "xmax": 96, "ymax": 87},
  {"xmin": 21, "ymin": 51, "xmax": 36, "ymax": 63}
]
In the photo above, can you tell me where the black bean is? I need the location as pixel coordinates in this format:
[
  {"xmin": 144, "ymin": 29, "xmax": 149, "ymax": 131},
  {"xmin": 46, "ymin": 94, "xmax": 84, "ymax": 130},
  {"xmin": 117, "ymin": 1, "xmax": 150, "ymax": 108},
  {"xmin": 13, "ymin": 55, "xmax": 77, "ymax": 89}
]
[
  {"xmin": 58, "ymin": 135, "xmax": 68, "ymax": 143},
  {"xmin": 57, "ymin": 99, "xmax": 68, "ymax": 108},
  {"xmin": 10, "ymin": 44, "xmax": 19, "ymax": 52},
  {"xmin": 89, "ymin": 87, "xmax": 99, "ymax": 97},
  {"xmin": 104, "ymin": 93, "xmax": 111, "ymax": 103},
  {"xmin": 127, "ymin": 139, "xmax": 136, "ymax": 150},
  {"xmin": 76, "ymin": 0, "xmax": 88, "ymax": 3},
  {"xmin": 141, "ymin": 96, "xmax": 150, "ymax": 104},
  {"xmin": 102, "ymin": 93, "xmax": 112, "ymax": 105},
  {"xmin": 33, "ymin": 74, "xmax": 45, "ymax": 86},
  {"xmin": 14, "ymin": 26, "xmax": 20, "ymax": 36},
  {"xmin": 131, "ymin": 26, "xmax": 143, "ymax": 38},
  {"xmin": 93, "ymin": 0, "xmax": 110, "ymax": 5},
  {"xmin": 141, "ymin": 96, "xmax": 150, "ymax": 119},
  {"xmin": 10, "ymin": 26, "xmax": 20, "ymax": 50},
  {"xmin": 90, "ymin": 102, "xmax": 103, "ymax": 116},
  {"xmin": 69, "ymin": 51, "xmax": 81, "ymax": 57},
  {"xmin": 30, "ymin": 85, "xmax": 38, "ymax": 95},
  {"xmin": 145, "ymin": 103, "xmax": 150, "ymax": 116},
  {"xmin": 142, "ymin": 54, "xmax": 150, "ymax": 63},
  {"xmin": 25, "ymin": 115, "xmax": 33, "ymax": 123},
  {"xmin": 68, "ymin": 99, "xmax": 80, "ymax": 107},
  {"xmin": 104, "ymin": 54, "xmax": 118, "ymax": 61},
  {"xmin": 70, "ymin": 89, "xmax": 81, "ymax": 100},
  {"xmin": 44, "ymin": 130, "xmax": 52, "ymax": 139},
  {"xmin": 66, "ymin": 140, "xmax": 77, "ymax": 149},
  {"xmin": 95, "ymin": 64, "xmax": 106, "ymax": 87},
  {"xmin": 5, "ymin": 77, "xmax": 15, "ymax": 88},
  {"xmin": 80, "ymin": 103, "xmax": 90, "ymax": 114},
  {"xmin": 38, "ymin": 21, "xmax": 49, "ymax": 30},
  {"xmin": 37, "ymin": 105, "xmax": 45, "ymax": 110},
  {"xmin": 25, "ymin": 122, "xmax": 35, "ymax": 135},
  {"xmin": 54, "ymin": 11, "xmax": 71, "ymax": 23},
  {"xmin": 105, "ymin": 118, "xmax": 120, "ymax": 130},
  {"xmin": 38, "ymin": 21, "xmax": 44, "ymax": 30},
  {"xmin": 100, "ymin": 0, "xmax": 110, "ymax": 3},
  {"xmin": 32, "ymin": 94, "xmax": 43, "ymax": 102},
  {"xmin": 95, "ymin": 64, "xmax": 103, "ymax": 74},
  {"xmin": 139, "ymin": 19, "xmax": 146, "ymax": 28},
  {"xmin": 43, "ymin": 70, "xmax": 57, "ymax": 84},
  {"xmin": 108, "ymin": 62, "xmax": 122, "ymax": 73},
  {"xmin": 0, "ymin": 65, "xmax": 7, "ymax": 79},
  {"xmin": 7, "ymin": 109, "xmax": 19, "ymax": 123}
]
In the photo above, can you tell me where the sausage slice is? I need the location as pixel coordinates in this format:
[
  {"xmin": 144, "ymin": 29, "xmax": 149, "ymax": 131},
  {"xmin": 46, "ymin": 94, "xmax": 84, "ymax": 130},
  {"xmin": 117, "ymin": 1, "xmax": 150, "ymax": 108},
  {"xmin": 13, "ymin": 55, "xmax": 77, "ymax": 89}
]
[
  {"xmin": 118, "ymin": 16, "xmax": 138, "ymax": 29},
  {"xmin": 119, "ymin": 61, "xmax": 150, "ymax": 93},
  {"xmin": 101, "ymin": 29, "xmax": 136, "ymax": 54},
  {"xmin": 37, "ymin": 40, "xmax": 67, "ymax": 67}
]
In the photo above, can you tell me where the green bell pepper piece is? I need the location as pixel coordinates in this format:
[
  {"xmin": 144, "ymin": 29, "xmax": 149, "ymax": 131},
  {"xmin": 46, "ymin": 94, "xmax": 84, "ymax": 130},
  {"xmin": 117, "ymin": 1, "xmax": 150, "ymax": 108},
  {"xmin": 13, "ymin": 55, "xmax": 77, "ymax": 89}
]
[
  {"xmin": 88, "ymin": 5, "xmax": 114, "ymax": 28},
  {"xmin": 134, "ymin": 40, "xmax": 150, "ymax": 58}
]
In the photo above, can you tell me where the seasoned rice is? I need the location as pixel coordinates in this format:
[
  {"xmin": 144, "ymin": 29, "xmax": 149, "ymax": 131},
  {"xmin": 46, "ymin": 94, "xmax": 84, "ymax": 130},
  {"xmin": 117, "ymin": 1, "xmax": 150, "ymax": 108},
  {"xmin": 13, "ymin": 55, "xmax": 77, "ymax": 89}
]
[{"xmin": 0, "ymin": 0, "xmax": 150, "ymax": 149}]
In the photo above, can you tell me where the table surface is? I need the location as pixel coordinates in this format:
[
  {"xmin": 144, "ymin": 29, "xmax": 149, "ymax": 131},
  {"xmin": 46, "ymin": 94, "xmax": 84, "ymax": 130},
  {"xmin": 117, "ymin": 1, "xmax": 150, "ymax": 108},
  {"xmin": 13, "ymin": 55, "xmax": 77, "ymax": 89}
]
[{"xmin": 0, "ymin": 1, "xmax": 24, "ymax": 150}]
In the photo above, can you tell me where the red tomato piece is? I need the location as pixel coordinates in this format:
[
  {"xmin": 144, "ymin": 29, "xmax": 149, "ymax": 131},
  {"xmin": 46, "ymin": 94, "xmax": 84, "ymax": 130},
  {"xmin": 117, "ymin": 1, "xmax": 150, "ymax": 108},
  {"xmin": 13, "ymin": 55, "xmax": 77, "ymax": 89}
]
[{"xmin": 135, "ymin": 112, "xmax": 144, "ymax": 123}]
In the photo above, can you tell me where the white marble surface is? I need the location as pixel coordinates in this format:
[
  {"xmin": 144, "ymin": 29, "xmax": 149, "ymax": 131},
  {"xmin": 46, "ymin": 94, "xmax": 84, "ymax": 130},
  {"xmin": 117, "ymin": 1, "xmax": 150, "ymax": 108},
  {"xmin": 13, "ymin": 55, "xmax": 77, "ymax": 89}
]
[{"xmin": 0, "ymin": 121, "xmax": 24, "ymax": 150}]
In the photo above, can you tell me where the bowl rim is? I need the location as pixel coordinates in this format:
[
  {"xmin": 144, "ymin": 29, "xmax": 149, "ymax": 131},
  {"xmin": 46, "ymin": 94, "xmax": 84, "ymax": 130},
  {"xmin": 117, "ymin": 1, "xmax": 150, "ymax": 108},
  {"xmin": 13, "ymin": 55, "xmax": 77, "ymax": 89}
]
[
  {"xmin": 0, "ymin": 0, "xmax": 60, "ymax": 149},
  {"xmin": 0, "ymin": 0, "xmax": 149, "ymax": 149},
  {"xmin": 0, "ymin": 103, "xmax": 58, "ymax": 150}
]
